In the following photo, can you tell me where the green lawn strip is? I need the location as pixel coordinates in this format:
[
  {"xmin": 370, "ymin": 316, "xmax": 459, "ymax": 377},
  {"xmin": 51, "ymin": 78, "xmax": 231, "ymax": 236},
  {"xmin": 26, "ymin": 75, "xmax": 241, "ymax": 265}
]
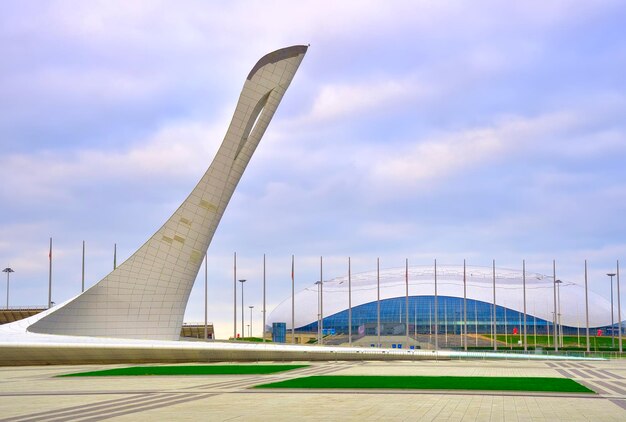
[
  {"xmin": 488, "ymin": 334, "xmax": 616, "ymax": 348},
  {"xmin": 254, "ymin": 375, "xmax": 593, "ymax": 393},
  {"xmin": 58, "ymin": 364, "xmax": 308, "ymax": 377}
]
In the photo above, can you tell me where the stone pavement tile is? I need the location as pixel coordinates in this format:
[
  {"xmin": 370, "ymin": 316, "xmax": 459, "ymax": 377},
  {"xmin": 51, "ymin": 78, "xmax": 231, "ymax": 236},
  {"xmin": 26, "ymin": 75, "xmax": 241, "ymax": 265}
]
[
  {"xmin": 3, "ymin": 361, "xmax": 626, "ymax": 421},
  {"xmin": 333, "ymin": 360, "xmax": 561, "ymax": 378},
  {"xmin": 105, "ymin": 392, "xmax": 622, "ymax": 422},
  {"xmin": 0, "ymin": 394, "xmax": 128, "ymax": 419}
]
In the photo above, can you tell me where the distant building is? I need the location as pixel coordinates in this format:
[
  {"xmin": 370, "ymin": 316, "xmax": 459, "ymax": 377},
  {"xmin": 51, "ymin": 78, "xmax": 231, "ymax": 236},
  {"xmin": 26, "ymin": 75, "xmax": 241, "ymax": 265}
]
[
  {"xmin": 272, "ymin": 322, "xmax": 287, "ymax": 343},
  {"xmin": 268, "ymin": 265, "xmax": 619, "ymax": 337}
]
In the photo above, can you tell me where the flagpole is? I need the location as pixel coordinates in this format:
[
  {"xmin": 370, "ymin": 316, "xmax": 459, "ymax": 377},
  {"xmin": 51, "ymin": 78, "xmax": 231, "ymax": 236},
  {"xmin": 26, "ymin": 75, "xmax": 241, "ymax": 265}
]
[
  {"xmin": 463, "ymin": 259, "xmax": 467, "ymax": 351},
  {"xmin": 617, "ymin": 259, "xmax": 622, "ymax": 353},
  {"xmin": 553, "ymin": 259, "xmax": 558, "ymax": 352},
  {"xmin": 377, "ymin": 257, "xmax": 380, "ymax": 348},
  {"xmin": 523, "ymin": 259, "xmax": 527, "ymax": 352},
  {"xmin": 263, "ymin": 253, "xmax": 266, "ymax": 343},
  {"xmin": 493, "ymin": 259, "xmax": 497, "ymax": 351},
  {"xmin": 291, "ymin": 254, "xmax": 295, "ymax": 344},
  {"xmin": 81, "ymin": 240, "xmax": 85, "ymax": 292},
  {"xmin": 348, "ymin": 256, "xmax": 352, "ymax": 347},
  {"xmin": 113, "ymin": 243, "xmax": 117, "ymax": 270},
  {"xmin": 405, "ymin": 258, "xmax": 409, "ymax": 347},
  {"xmin": 320, "ymin": 256, "xmax": 324, "ymax": 346},
  {"xmin": 48, "ymin": 237, "xmax": 52, "ymax": 308},
  {"xmin": 204, "ymin": 253, "xmax": 208, "ymax": 340},
  {"xmin": 585, "ymin": 259, "xmax": 590, "ymax": 353},
  {"xmin": 233, "ymin": 252, "xmax": 237, "ymax": 339},
  {"xmin": 434, "ymin": 258, "xmax": 438, "ymax": 350}
]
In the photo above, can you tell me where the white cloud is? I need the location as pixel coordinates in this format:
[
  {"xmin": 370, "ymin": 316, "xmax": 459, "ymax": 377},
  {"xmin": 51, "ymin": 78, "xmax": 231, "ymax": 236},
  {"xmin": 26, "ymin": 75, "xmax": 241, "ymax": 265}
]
[
  {"xmin": 357, "ymin": 222, "xmax": 417, "ymax": 241},
  {"xmin": 366, "ymin": 112, "xmax": 579, "ymax": 191},
  {"xmin": 0, "ymin": 118, "xmax": 227, "ymax": 203},
  {"xmin": 305, "ymin": 78, "xmax": 424, "ymax": 123}
]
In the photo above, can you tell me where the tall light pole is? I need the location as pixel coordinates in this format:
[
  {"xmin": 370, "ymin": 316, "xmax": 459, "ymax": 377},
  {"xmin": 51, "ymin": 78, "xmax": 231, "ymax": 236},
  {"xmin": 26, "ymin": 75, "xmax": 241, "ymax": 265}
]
[
  {"xmin": 249, "ymin": 305, "xmax": 254, "ymax": 338},
  {"xmin": 607, "ymin": 272, "xmax": 616, "ymax": 348},
  {"xmin": 3, "ymin": 268, "xmax": 14, "ymax": 309},
  {"xmin": 239, "ymin": 279, "xmax": 246, "ymax": 338}
]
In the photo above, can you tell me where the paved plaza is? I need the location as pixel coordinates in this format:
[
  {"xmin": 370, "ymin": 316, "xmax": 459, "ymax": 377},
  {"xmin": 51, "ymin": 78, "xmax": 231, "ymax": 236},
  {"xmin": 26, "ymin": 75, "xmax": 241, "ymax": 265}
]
[{"xmin": 1, "ymin": 359, "xmax": 626, "ymax": 421}]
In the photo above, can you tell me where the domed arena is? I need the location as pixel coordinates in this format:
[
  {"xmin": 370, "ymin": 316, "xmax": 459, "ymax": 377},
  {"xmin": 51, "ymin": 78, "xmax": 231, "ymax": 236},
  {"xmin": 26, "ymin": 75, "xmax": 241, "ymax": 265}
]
[{"xmin": 268, "ymin": 264, "xmax": 617, "ymax": 347}]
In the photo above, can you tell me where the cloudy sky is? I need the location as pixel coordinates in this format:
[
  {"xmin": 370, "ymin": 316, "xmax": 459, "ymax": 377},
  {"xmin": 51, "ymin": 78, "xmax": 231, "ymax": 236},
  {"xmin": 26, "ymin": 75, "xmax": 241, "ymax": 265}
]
[{"xmin": 1, "ymin": 1, "xmax": 625, "ymax": 339}]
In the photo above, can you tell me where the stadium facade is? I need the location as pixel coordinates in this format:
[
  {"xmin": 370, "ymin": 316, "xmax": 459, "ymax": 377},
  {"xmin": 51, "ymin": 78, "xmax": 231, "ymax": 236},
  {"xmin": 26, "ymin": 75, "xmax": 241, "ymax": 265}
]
[{"xmin": 268, "ymin": 264, "xmax": 620, "ymax": 336}]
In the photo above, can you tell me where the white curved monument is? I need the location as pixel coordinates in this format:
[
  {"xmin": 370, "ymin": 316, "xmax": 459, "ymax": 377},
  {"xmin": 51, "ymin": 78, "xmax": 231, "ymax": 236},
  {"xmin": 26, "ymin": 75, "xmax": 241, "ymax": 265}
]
[{"xmin": 28, "ymin": 45, "xmax": 309, "ymax": 340}]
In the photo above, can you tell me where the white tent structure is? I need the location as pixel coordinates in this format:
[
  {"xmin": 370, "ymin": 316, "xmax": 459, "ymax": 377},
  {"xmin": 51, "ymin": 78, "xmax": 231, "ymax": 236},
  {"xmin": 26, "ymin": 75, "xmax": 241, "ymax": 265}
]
[{"xmin": 269, "ymin": 265, "xmax": 615, "ymax": 331}]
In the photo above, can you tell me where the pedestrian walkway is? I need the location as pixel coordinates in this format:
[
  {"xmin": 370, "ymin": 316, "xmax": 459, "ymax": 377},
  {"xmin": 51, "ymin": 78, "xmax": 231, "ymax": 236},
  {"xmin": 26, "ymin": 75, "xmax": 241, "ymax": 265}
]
[{"xmin": 1, "ymin": 360, "xmax": 625, "ymax": 421}]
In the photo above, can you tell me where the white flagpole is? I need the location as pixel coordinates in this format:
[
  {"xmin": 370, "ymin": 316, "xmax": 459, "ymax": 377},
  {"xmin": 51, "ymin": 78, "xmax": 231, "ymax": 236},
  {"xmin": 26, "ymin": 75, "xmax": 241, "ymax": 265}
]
[
  {"xmin": 585, "ymin": 259, "xmax": 590, "ymax": 353},
  {"xmin": 405, "ymin": 258, "xmax": 409, "ymax": 346},
  {"xmin": 204, "ymin": 253, "xmax": 208, "ymax": 340},
  {"xmin": 263, "ymin": 253, "xmax": 266, "ymax": 343},
  {"xmin": 348, "ymin": 257, "xmax": 352, "ymax": 346},
  {"xmin": 233, "ymin": 252, "xmax": 237, "ymax": 339},
  {"xmin": 291, "ymin": 254, "xmax": 295, "ymax": 344},
  {"xmin": 48, "ymin": 237, "xmax": 52, "ymax": 308},
  {"xmin": 81, "ymin": 240, "xmax": 85, "ymax": 293},
  {"xmin": 617, "ymin": 260, "xmax": 622, "ymax": 353}
]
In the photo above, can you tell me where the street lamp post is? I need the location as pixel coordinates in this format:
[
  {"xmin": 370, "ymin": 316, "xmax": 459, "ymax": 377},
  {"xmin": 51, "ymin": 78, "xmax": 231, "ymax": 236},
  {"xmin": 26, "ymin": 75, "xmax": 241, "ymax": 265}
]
[
  {"xmin": 3, "ymin": 268, "xmax": 14, "ymax": 309},
  {"xmin": 239, "ymin": 279, "xmax": 246, "ymax": 338},
  {"xmin": 249, "ymin": 305, "xmax": 254, "ymax": 338},
  {"xmin": 607, "ymin": 273, "xmax": 616, "ymax": 348}
]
